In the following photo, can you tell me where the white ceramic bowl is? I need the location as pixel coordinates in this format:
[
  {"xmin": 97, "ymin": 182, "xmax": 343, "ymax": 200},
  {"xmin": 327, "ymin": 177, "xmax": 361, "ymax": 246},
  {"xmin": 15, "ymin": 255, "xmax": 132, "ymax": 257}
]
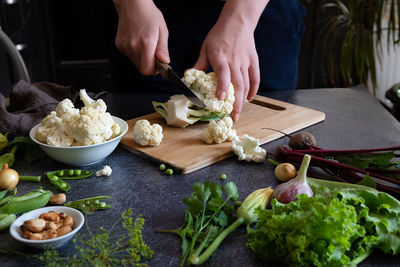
[
  {"xmin": 9, "ymin": 206, "xmax": 84, "ymax": 249},
  {"xmin": 29, "ymin": 116, "xmax": 128, "ymax": 166}
]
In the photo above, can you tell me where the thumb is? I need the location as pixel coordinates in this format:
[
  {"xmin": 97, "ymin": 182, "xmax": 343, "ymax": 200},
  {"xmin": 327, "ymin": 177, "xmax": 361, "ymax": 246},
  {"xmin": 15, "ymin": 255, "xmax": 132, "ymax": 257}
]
[
  {"xmin": 192, "ymin": 46, "xmax": 209, "ymax": 71},
  {"xmin": 155, "ymin": 27, "xmax": 170, "ymax": 63}
]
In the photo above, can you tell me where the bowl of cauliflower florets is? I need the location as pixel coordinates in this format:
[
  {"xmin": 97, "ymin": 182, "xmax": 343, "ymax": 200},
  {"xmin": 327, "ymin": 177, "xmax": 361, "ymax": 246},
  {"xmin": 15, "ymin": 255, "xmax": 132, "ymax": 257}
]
[{"xmin": 29, "ymin": 89, "xmax": 128, "ymax": 166}]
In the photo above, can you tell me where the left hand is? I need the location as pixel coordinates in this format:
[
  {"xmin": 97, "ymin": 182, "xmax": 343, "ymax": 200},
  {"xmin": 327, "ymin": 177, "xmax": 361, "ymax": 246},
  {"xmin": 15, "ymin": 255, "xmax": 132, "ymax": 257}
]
[{"xmin": 192, "ymin": 18, "xmax": 260, "ymax": 122}]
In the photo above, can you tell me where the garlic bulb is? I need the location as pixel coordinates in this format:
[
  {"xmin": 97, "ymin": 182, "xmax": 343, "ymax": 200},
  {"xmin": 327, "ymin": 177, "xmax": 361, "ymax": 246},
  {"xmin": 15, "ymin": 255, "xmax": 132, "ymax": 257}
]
[{"xmin": 273, "ymin": 154, "xmax": 313, "ymax": 203}]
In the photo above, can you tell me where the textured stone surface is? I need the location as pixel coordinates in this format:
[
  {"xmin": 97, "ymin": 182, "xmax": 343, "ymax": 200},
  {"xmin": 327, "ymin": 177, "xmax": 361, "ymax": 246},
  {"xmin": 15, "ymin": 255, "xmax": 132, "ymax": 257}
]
[{"xmin": 1, "ymin": 87, "xmax": 400, "ymax": 266}]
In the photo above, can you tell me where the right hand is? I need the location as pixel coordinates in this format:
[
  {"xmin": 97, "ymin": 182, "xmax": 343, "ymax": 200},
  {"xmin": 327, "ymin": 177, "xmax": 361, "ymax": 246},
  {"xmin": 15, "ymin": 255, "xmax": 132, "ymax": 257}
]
[{"xmin": 113, "ymin": 0, "xmax": 170, "ymax": 75}]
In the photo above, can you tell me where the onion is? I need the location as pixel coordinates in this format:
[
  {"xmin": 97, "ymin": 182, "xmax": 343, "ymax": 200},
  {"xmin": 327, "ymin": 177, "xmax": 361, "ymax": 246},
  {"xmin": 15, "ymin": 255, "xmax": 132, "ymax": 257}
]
[
  {"xmin": 274, "ymin": 163, "xmax": 297, "ymax": 182},
  {"xmin": 0, "ymin": 164, "xmax": 19, "ymax": 189}
]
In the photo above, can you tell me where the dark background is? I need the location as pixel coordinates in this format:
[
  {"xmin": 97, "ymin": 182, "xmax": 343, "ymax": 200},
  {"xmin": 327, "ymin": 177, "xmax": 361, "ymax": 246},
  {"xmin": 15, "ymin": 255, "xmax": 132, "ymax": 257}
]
[{"xmin": 0, "ymin": 0, "xmax": 325, "ymax": 96}]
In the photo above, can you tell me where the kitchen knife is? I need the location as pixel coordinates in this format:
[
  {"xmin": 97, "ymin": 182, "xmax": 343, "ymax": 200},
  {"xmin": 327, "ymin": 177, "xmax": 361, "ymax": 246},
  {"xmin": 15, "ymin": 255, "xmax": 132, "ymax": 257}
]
[{"xmin": 155, "ymin": 58, "xmax": 206, "ymax": 108}]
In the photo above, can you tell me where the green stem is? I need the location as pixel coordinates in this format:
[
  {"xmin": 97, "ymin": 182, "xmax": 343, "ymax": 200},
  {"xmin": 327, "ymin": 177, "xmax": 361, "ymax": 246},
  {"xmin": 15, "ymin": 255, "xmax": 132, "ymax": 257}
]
[
  {"xmin": 189, "ymin": 217, "xmax": 244, "ymax": 265},
  {"xmin": 267, "ymin": 158, "xmax": 281, "ymax": 166},
  {"xmin": 19, "ymin": 176, "xmax": 41, "ymax": 182}
]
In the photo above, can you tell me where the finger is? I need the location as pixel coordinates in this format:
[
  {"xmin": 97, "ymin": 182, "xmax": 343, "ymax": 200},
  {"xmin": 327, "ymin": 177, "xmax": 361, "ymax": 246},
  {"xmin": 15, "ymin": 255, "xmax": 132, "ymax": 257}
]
[
  {"xmin": 139, "ymin": 36, "xmax": 158, "ymax": 76},
  {"xmin": 212, "ymin": 62, "xmax": 231, "ymax": 101},
  {"xmin": 247, "ymin": 59, "xmax": 260, "ymax": 101},
  {"xmin": 230, "ymin": 66, "xmax": 244, "ymax": 122},
  {"xmin": 241, "ymin": 66, "xmax": 250, "ymax": 108},
  {"xmin": 192, "ymin": 46, "xmax": 209, "ymax": 72},
  {"xmin": 155, "ymin": 25, "xmax": 170, "ymax": 63}
]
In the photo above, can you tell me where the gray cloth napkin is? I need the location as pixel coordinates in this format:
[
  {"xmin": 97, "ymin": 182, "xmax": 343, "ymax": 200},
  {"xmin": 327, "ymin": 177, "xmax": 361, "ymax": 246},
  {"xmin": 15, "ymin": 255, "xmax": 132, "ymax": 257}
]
[{"xmin": 0, "ymin": 80, "xmax": 79, "ymax": 136}]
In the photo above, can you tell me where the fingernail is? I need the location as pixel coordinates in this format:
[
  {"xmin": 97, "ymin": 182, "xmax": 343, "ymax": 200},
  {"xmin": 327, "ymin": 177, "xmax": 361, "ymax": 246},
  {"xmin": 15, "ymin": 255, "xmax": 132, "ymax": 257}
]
[
  {"xmin": 232, "ymin": 113, "xmax": 239, "ymax": 122},
  {"xmin": 219, "ymin": 91, "xmax": 226, "ymax": 101}
]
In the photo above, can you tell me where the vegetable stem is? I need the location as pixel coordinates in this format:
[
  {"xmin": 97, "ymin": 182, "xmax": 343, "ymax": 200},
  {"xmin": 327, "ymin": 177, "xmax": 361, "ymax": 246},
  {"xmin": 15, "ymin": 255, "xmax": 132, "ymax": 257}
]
[
  {"xmin": 189, "ymin": 217, "xmax": 244, "ymax": 265},
  {"xmin": 19, "ymin": 176, "xmax": 41, "ymax": 182}
]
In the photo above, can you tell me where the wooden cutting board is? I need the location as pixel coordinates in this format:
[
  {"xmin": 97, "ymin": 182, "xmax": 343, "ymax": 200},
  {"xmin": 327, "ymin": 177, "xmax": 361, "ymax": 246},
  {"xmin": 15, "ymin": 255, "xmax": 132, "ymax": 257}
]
[{"xmin": 120, "ymin": 95, "xmax": 325, "ymax": 174}]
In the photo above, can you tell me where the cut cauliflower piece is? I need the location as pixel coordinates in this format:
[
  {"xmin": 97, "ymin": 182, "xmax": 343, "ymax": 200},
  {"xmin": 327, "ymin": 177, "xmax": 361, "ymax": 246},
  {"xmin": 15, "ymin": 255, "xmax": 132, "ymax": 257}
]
[
  {"xmin": 96, "ymin": 165, "xmax": 112, "ymax": 177},
  {"xmin": 46, "ymin": 128, "xmax": 74, "ymax": 147},
  {"xmin": 202, "ymin": 117, "xmax": 237, "ymax": 144},
  {"xmin": 231, "ymin": 134, "xmax": 266, "ymax": 163},
  {"xmin": 182, "ymin": 69, "xmax": 235, "ymax": 115},
  {"xmin": 133, "ymin": 119, "xmax": 163, "ymax": 146}
]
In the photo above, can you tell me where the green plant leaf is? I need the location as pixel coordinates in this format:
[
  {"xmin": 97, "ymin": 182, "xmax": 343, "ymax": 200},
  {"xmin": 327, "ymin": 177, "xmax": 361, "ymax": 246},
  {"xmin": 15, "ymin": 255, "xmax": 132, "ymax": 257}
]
[
  {"xmin": 0, "ymin": 133, "xmax": 7, "ymax": 151},
  {"xmin": 224, "ymin": 181, "xmax": 239, "ymax": 201}
]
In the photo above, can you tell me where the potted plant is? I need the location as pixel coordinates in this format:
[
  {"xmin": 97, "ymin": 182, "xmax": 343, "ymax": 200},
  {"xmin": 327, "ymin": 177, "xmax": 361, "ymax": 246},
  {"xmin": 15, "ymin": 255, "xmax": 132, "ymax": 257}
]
[{"xmin": 318, "ymin": 0, "xmax": 400, "ymax": 94}]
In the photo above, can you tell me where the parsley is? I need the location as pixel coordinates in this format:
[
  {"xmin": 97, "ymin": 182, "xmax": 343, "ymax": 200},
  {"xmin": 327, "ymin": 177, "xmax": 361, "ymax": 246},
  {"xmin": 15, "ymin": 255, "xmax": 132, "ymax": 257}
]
[{"xmin": 157, "ymin": 181, "xmax": 239, "ymax": 267}]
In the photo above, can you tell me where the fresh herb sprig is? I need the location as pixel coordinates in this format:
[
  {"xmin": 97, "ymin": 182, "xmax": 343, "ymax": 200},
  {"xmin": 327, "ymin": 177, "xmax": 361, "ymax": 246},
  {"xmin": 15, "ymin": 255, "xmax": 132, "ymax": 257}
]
[
  {"xmin": 157, "ymin": 181, "xmax": 239, "ymax": 267},
  {"xmin": 0, "ymin": 209, "xmax": 153, "ymax": 266}
]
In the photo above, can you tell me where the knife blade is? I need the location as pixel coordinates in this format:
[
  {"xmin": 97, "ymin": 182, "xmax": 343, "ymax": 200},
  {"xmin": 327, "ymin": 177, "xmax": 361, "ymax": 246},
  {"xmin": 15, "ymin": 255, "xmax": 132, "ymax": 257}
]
[{"xmin": 155, "ymin": 59, "xmax": 206, "ymax": 108}]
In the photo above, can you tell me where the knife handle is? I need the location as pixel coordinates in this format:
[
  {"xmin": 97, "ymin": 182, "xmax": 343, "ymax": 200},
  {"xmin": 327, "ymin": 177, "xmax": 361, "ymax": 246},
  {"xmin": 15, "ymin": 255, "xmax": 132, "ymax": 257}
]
[{"xmin": 155, "ymin": 58, "xmax": 170, "ymax": 80}]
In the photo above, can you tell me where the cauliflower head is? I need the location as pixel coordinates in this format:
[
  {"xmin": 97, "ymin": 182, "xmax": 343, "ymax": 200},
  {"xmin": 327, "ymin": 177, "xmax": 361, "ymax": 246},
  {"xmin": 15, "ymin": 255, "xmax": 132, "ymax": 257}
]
[
  {"xmin": 202, "ymin": 117, "xmax": 237, "ymax": 144},
  {"xmin": 133, "ymin": 119, "xmax": 163, "ymax": 147},
  {"xmin": 35, "ymin": 89, "xmax": 121, "ymax": 147},
  {"xmin": 231, "ymin": 134, "xmax": 266, "ymax": 163},
  {"xmin": 182, "ymin": 69, "xmax": 235, "ymax": 115}
]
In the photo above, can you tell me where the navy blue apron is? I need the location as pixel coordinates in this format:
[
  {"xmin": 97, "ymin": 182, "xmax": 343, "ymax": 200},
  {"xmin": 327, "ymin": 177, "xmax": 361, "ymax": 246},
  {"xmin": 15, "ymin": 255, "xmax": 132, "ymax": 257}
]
[{"xmin": 107, "ymin": 0, "xmax": 306, "ymax": 93}]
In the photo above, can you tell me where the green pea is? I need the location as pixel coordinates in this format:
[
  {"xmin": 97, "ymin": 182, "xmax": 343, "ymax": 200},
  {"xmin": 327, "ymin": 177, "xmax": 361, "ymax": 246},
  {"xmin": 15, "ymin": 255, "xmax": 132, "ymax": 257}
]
[
  {"xmin": 58, "ymin": 170, "xmax": 64, "ymax": 177},
  {"xmin": 59, "ymin": 183, "xmax": 67, "ymax": 188},
  {"xmin": 86, "ymin": 201, "xmax": 91, "ymax": 205},
  {"xmin": 94, "ymin": 200, "xmax": 100, "ymax": 204},
  {"xmin": 83, "ymin": 171, "xmax": 91, "ymax": 175},
  {"xmin": 80, "ymin": 203, "xmax": 86, "ymax": 208},
  {"xmin": 159, "ymin": 164, "xmax": 166, "ymax": 171},
  {"xmin": 220, "ymin": 174, "xmax": 227, "ymax": 180},
  {"xmin": 67, "ymin": 170, "xmax": 74, "ymax": 176},
  {"xmin": 165, "ymin": 169, "xmax": 173, "ymax": 176},
  {"xmin": 99, "ymin": 202, "xmax": 106, "ymax": 208},
  {"xmin": 50, "ymin": 176, "xmax": 59, "ymax": 182},
  {"xmin": 74, "ymin": 169, "xmax": 82, "ymax": 176}
]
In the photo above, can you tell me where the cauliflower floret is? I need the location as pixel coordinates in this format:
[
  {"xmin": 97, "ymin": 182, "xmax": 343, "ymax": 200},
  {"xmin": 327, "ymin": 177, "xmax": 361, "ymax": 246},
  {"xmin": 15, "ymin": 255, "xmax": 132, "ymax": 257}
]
[
  {"xmin": 80, "ymin": 89, "xmax": 107, "ymax": 113},
  {"xmin": 35, "ymin": 111, "xmax": 63, "ymax": 143},
  {"xmin": 182, "ymin": 69, "xmax": 235, "ymax": 115},
  {"xmin": 133, "ymin": 119, "xmax": 163, "ymax": 146},
  {"xmin": 231, "ymin": 134, "xmax": 266, "ymax": 163},
  {"xmin": 55, "ymin": 98, "xmax": 79, "ymax": 122},
  {"xmin": 202, "ymin": 117, "xmax": 237, "ymax": 144},
  {"xmin": 96, "ymin": 165, "xmax": 112, "ymax": 177},
  {"xmin": 46, "ymin": 128, "xmax": 74, "ymax": 147}
]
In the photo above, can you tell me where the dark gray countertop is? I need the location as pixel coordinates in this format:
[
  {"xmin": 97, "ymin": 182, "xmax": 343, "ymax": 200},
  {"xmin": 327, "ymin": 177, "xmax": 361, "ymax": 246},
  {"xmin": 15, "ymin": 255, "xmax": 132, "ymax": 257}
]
[{"xmin": 1, "ymin": 87, "xmax": 400, "ymax": 266}]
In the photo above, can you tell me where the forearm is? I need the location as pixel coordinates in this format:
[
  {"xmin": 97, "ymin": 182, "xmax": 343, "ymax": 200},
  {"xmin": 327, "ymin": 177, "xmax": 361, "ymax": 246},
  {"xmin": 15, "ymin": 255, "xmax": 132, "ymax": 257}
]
[{"xmin": 218, "ymin": 0, "xmax": 270, "ymax": 31}]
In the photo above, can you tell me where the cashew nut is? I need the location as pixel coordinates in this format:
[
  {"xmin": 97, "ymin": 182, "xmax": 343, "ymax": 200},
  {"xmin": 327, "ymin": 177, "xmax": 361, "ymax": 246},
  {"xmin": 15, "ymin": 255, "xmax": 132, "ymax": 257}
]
[
  {"xmin": 39, "ymin": 212, "xmax": 60, "ymax": 223},
  {"xmin": 41, "ymin": 229, "xmax": 58, "ymax": 240},
  {"xmin": 45, "ymin": 221, "xmax": 57, "ymax": 230},
  {"xmin": 49, "ymin": 193, "xmax": 67, "ymax": 205},
  {"xmin": 29, "ymin": 232, "xmax": 43, "ymax": 240},
  {"xmin": 63, "ymin": 216, "xmax": 74, "ymax": 228},
  {"xmin": 57, "ymin": 225, "xmax": 72, "ymax": 237},
  {"xmin": 23, "ymin": 219, "xmax": 46, "ymax": 233}
]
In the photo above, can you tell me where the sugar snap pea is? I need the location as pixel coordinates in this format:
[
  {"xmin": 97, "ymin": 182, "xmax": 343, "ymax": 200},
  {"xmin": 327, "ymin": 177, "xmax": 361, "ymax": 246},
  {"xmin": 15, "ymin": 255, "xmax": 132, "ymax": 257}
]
[
  {"xmin": 0, "ymin": 189, "xmax": 51, "ymax": 215},
  {"xmin": 47, "ymin": 175, "xmax": 71, "ymax": 191},
  {"xmin": 46, "ymin": 169, "xmax": 93, "ymax": 180},
  {"xmin": 0, "ymin": 214, "xmax": 8, "ymax": 220},
  {"xmin": 0, "ymin": 214, "xmax": 16, "ymax": 231},
  {"xmin": 0, "ymin": 189, "xmax": 8, "ymax": 201},
  {"xmin": 0, "ymin": 188, "xmax": 17, "ymax": 207},
  {"xmin": 65, "ymin": 196, "xmax": 111, "ymax": 213}
]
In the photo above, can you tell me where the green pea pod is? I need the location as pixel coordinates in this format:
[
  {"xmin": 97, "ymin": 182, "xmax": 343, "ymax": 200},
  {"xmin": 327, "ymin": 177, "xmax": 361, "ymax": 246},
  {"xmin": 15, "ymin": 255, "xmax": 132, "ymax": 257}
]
[
  {"xmin": 47, "ymin": 175, "xmax": 71, "ymax": 192},
  {"xmin": 0, "ymin": 214, "xmax": 8, "ymax": 220},
  {"xmin": 0, "ymin": 188, "xmax": 17, "ymax": 207},
  {"xmin": 0, "ymin": 189, "xmax": 9, "ymax": 201},
  {"xmin": 46, "ymin": 169, "xmax": 93, "ymax": 180},
  {"xmin": 0, "ymin": 190, "xmax": 52, "ymax": 215},
  {"xmin": 65, "ymin": 196, "xmax": 111, "ymax": 212},
  {"xmin": 0, "ymin": 214, "xmax": 16, "ymax": 231}
]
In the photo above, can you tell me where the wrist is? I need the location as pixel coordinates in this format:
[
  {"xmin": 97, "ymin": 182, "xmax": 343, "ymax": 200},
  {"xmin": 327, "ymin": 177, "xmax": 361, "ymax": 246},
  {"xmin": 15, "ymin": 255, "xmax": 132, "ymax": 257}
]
[
  {"xmin": 113, "ymin": 0, "xmax": 154, "ymax": 14},
  {"xmin": 218, "ymin": 0, "xmax": 269, "ymax": 31}
]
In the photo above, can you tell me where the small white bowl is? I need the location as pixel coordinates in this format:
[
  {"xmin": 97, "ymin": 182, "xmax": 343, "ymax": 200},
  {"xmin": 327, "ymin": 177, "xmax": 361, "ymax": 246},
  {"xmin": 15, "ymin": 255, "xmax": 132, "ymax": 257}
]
[
  {"xmin": 29, "ymin": 116, "xmax": 128, "ymax": 166},
  {"xmin": 10, "ymin": 206, "xmax": 84, "ymax": 249}
]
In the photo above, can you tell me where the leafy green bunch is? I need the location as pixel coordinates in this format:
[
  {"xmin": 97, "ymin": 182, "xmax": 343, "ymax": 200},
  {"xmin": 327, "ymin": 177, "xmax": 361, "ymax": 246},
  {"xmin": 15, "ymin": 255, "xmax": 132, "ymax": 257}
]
[
  {"xmin": 247, "ymin": 179, "xmax": 400, "ymax": 266},
  {"xmin": 35, "ymin": 209, "xmax": 153, "ymax": 267},
  {"xmin": 157, "ymin": 181, "xmax": 239, "ymax": 266},
  {"xmin": 0, "ymin": 133, "xmax": 44, "ymax": 169}
]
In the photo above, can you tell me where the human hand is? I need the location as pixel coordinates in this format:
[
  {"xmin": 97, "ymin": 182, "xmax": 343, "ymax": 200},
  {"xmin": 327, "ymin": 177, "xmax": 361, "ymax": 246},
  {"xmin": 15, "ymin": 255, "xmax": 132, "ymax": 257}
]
[
  {"xmin": 192, "ymin": 17, "xmax": 260, "ymax": 122},
  {"xmin": 113, "ymin": 0, "xmax": 170, "ymax": 75}
]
